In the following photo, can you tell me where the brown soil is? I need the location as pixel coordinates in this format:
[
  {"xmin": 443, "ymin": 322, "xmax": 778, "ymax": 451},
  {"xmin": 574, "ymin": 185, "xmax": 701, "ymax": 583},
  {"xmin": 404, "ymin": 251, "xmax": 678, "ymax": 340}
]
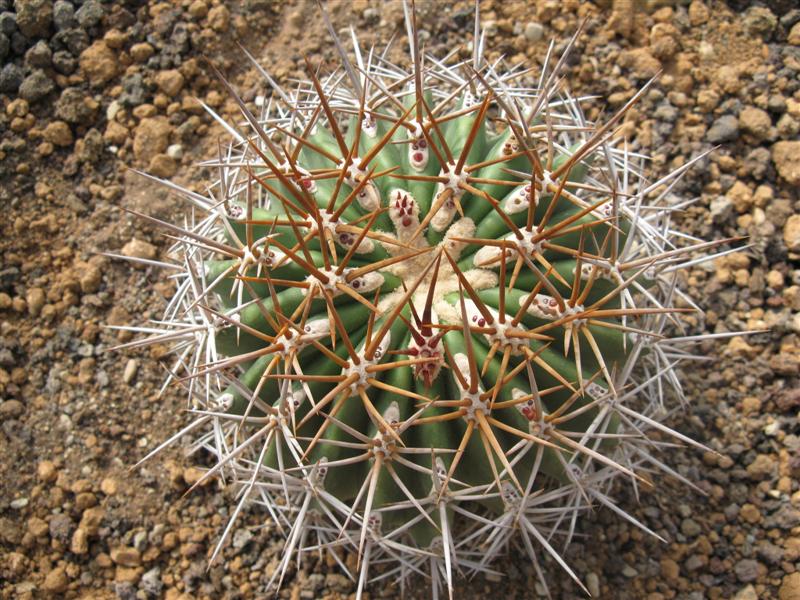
[{"xmin": 1, "ymin": 1, "xmax": 798, "ymax": 599}]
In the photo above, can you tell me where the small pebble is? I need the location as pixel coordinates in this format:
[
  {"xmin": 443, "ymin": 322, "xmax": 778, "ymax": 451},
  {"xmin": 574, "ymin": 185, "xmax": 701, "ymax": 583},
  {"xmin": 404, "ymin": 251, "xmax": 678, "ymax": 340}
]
[
  {"xmin": 121, "ymin": 239, "xmax": 157, "ymax": 261},
  {"xmin": 123, "ymin": 359, "xmax": 138, "ymax": 384},
  {"xmin": 9, "ymin": 497, "xmax": 28, "ymax": 509},
  {"xmin": 524, "ymin": 22, "xmax": 544, "ymax": 42}
]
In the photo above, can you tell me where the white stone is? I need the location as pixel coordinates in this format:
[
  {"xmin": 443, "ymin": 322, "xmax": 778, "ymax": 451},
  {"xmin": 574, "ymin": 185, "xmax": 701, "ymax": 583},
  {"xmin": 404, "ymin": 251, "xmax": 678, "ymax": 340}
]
[
  {"xmin": 524, "ymin": 22, "xmax": 544, "ymax": 42},
  {"xmin": 123, "ymin": 359, "xmax": 138, "ymax": 384},
  {"xmin": 167, "ymin": 144, "xmax": 183, "ymax": 160}
]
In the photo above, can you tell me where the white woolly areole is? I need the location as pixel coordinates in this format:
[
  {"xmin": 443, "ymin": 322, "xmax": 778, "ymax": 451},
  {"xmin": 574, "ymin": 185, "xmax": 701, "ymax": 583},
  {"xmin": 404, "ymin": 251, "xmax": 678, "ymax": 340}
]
[
  {"xmin": 522, "ymin": 297, "xmax": 586, "ymax": 329},
  {"xmin": 301, "ymin": 317, "xmax": 331, "ymax": 339},
  {"xmin": 520, "ymin": 293, "xmax": 562, "ymax": 320},
  {"xmin": 461, "ymin": 300, "xmax": 530, "ymax": 355},
  {"xmin": 431, "ymin": 193, "xmax": 460, "ymax": 232},
  {"xmin": 500, "ymin": 169, "xmax": 560, "ymax": 214},
  {"xmin": 229, "ymin": 233, "xmax": 285, "ymax": 271},
  {"xmin": 361, "ymin": 115, "xmax": 378, "ymax": 138},
  {"xmin": 304, "ymin": 268, "xmax": 384, "ymax": 296},
  {"xmin": 441, "ymin": 216, "xmax": 475, "ymax": 259},
  {"xmin": 443, "ymin": 165, "xmax": 467, "ymax": 191},
  {"xmin": 340, "ymin": 158, "xmax": 368, "ymax": 181},
  {"xmin": 434, "ymin": 268, "xmax": 498, "ymax": 324},
  {"xmin": 473, "ymin": 229, "xmax": 543, "ymax": 268},
  {"xmin": 342, "ymin": 333, "xmax": 392, "ymax": 396},
  {"xmin": 452, "ymin": 352, "xmax": 485, "ymax": 420},
  {"xmin": 211, "ymin": 392, "xmax": 234, "ymax": 412},
  {"xmin": 347, "ymin": 270, "xmax": 385, "ymax": 294},
  {"xmin": 273, "ymin": 330, "xmax": 303, "ymax": 358},
  {"xmin": 274, "ymin": 161, "xmax": 316, "ymax": 194},
  {"xmin": 356, "ymin": 182, "xmax": 381, "ymax": 211},
  {"xmin": 430, "ymin": 167, "xmax": 467, "ymax": 232},
  {"xmin": 259, "ymin": 246, "xmax": 286, "ymax": 269},
  {"xmin": 430, "ymin": 456, "xmax": 449, "ymax": 496},
  {"xmin": 274, "ymin": 319, "xmax": 330, "ymax": 358},
  {"xmin": 500, "ymin": 481, "xmax": 522, "ymax": 510},
  {"xmin": 501, "ymin": 133, "xmax": 520, "ymax": 155},
  {"xmin": 310, "ymin": 210, "xmax": 374, "ymax": 254},
  {"xmin": 585, "ymin": 381, "xmax": 609, "ymax": 400},
  {"xmin": 388, "ymin": 188, "xmax": 421, "ymax": 234},
  {"xmin": 502, "ymin": 184, "xmax": 533, "ymax": 215},
  {"xmin": 339, "ymin": 158, "xmax": 381, "ymax": 211},
  {"xmin": 308, "ymin": 456, "xmax": 328, "ymax": 488},
  {"xmin": 304, "ymin": 267, "xmax": 345, "ymax": 295},
  {"xmin": 407, "ymin": 125, "xmax": 430, "ymax": 170},
  {"xmin": 285, "ymin": 387, "xmax": 306, "ymax": 413},
  {"xmin": 372, "ymin": 401, "xmax": 401, "ymax": 457},
  {"xmin": 540, "ymin": 169, "xmax": 555, "ymax": 191},
  {"xmin": 593, "ymin": 200, "xmax": 615, "ymax": 220}
]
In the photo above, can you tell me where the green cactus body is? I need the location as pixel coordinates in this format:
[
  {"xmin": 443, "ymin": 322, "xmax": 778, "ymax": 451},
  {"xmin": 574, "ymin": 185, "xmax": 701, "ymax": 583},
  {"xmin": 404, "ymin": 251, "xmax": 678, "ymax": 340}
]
[
  {"xmin": 121, "ymin": 3, "xmax": 733, "ymax": 597},
  {"xmin": 215, "ymin": 127, "xmax": 622, "ymax": 489}
]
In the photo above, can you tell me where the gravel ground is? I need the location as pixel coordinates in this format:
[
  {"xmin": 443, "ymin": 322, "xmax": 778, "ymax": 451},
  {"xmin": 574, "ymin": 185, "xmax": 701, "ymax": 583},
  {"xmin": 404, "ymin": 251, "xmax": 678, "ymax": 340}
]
[{"xmin": 1, "ymin": 1, "xmax": 799, "ymax": 599}]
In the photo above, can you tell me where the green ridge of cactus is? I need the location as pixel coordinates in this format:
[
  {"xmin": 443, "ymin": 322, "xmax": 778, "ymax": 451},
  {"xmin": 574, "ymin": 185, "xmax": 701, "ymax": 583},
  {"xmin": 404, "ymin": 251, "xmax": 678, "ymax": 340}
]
[{"xmin": 117, "ymin": 3, "xmax": 737, "ymax": 597}]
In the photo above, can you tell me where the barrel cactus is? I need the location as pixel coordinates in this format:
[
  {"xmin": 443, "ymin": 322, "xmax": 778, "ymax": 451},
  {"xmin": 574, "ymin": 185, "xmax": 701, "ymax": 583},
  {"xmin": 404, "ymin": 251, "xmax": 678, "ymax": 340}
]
[{"xmin": 118, "ymin": 2, "xmax": 736, "ymax": 597}]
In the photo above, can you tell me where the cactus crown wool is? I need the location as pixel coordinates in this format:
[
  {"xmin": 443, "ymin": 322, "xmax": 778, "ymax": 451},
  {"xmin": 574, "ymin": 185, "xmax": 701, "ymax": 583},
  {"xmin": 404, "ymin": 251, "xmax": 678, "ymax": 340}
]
[{"xmin": 117, "ymin": 2, "xmax": 738, "ymax": 597}]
